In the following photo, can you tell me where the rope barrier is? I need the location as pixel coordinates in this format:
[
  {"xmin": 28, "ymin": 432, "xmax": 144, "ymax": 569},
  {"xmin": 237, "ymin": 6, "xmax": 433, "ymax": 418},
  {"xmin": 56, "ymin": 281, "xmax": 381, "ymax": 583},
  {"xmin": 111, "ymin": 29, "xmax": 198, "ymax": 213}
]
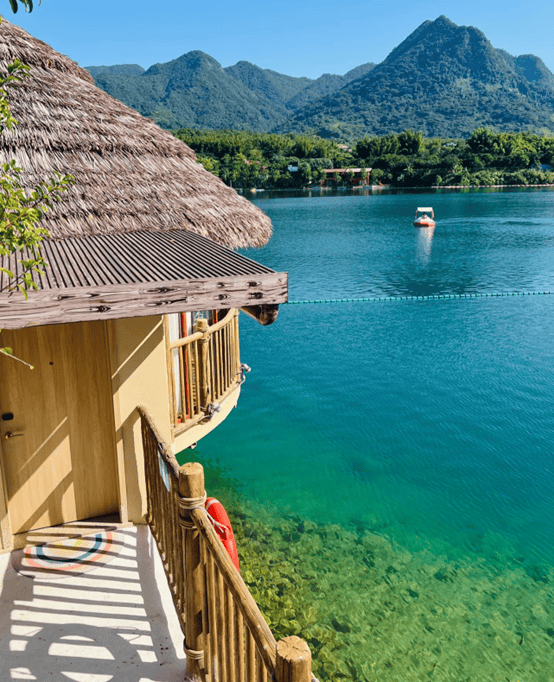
[{"xmin": 285, "ymin": 291, "xmax": 553, "ymax": 305}]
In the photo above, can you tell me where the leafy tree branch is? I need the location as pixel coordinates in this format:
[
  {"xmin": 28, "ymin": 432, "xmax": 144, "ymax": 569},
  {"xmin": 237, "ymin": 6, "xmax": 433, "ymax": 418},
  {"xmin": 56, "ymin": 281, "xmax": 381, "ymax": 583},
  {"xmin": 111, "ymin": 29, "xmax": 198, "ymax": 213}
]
[
  {"xmin": 7, "ymin": 0, "xmax": 39, "ymax": 13},
  {"xmin": 0, "ymin": 9, "xmax": 75, "ymax": 367}
]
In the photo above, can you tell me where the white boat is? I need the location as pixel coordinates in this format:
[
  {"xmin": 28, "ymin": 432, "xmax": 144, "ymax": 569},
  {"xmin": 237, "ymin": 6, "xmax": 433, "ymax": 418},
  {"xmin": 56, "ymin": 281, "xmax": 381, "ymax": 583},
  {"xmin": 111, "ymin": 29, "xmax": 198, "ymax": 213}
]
[{"xmin": 414, "ymin": 207, "xmax": 435, "ymax": 227}]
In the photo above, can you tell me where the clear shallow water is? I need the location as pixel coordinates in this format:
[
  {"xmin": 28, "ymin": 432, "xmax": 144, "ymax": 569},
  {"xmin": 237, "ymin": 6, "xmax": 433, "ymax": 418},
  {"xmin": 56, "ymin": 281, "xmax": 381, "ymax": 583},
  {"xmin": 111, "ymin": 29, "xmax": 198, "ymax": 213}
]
[{"xmin": 182, "ymin": 188, "xmax": 554, "ymax": 680}]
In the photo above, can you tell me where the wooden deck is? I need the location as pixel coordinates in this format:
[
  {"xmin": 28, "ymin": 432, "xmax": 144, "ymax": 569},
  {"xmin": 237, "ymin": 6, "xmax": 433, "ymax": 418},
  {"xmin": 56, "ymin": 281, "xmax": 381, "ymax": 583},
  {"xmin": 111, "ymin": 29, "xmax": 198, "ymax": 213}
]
[{"xmin": 0, "ymin": 525, "xmax": 187, "ymax": 682}]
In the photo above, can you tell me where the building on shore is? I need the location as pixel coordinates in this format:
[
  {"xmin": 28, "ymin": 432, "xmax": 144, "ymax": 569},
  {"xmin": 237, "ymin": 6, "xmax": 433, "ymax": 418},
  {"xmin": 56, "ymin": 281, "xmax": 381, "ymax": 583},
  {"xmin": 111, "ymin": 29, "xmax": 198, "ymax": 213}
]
[{"xmin": 321, "ymin": 167, "xmax": 371, "ymax": 187}]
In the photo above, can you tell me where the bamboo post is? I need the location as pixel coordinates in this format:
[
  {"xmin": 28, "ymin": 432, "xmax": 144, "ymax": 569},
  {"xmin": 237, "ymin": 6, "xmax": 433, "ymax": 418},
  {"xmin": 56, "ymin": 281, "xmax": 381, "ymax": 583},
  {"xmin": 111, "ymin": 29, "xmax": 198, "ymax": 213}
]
[
  {"xmin": 275, "ymin": 637, "xmax": 312, "ymax": 682},
  {"xmin": 179, "ymin": 461, "xmax": 207, "ymax": 682},
  {"xmin": 196, "ymin": 318, "xmax": 211, "ymax": 412}
]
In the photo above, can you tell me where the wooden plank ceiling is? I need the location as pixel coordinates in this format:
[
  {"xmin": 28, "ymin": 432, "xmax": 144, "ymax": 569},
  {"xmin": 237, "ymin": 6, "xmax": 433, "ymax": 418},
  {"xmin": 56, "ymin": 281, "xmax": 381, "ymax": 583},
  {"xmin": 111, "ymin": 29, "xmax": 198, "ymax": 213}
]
[{"xmin": 0, "ymin": 231, "xmax": 288, "ymax": 329}]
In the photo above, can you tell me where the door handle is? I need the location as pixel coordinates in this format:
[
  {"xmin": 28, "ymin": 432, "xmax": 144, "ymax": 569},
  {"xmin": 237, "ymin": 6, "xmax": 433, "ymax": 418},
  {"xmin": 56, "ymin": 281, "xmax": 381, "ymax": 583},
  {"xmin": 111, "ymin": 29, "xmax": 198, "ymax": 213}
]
[{"xmin": 4, "ymin": 431, "xmax": 23, "ymax": 439}]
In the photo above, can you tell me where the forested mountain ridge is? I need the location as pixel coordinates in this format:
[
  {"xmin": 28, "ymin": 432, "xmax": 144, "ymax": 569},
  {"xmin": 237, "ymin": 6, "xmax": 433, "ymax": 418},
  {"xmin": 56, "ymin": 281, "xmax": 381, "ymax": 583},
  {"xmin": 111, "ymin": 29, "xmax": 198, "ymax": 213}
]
[
  {"xmin": 87, "ymin": 54, "xmax": 376, "ymax": 132},
  {"xmin": 85, "ymin": 64, "xmax": 145, "ymax": 77},
  {"xmin": 92, "ymin": 51, "xmax": 289, "ymax": 131},
  {"xmin": 87, "ymin": 16, "xmax": 554, "ymax": 138},
  {"xmin": 224, "ymin": 61, "xmax": 311, "ymax": 107},
  {"xmin": 293, "ymin": 16, "xmax": 554, "ymax": 137}
]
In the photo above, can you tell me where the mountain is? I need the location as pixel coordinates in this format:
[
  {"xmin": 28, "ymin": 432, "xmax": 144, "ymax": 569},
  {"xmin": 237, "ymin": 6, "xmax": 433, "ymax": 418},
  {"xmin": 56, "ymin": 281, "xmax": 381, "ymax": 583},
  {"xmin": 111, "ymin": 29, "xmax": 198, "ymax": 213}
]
[
  {"xmin": 91, "ymin": 51, "xmax": 289, "ymax": 131},
  {"xmin": 223, "ymin": 61, "xmax": 376, "ymax": 112},
  {"xmin": 223, "ymin": 61, "xmax": 310, "ymax": 107},
  {"xmin": 87, "ymin": 55, "xmax": 375, "ymax": 130},
  {"xmin": 85, "ymin": 64, "xmax": 145, "ymax": 77},
  {"xmin": 293, "ymin": 16, "xmax": 554, "ymax": 137},
  {"xmin": 87, "ymin": 17, "xmax": 554, "ymax": 137},
  {"xmin": 287, "ymin": 63, "xmax": 376, "ymax": 110}
]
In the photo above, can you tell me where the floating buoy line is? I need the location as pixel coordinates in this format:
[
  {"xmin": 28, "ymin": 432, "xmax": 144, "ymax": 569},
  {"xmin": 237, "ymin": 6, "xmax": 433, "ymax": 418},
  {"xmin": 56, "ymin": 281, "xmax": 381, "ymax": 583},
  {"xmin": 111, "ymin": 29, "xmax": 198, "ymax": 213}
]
[{"xmin": 285, "ymin": 291, "xmax": 553, "ymax": 305}]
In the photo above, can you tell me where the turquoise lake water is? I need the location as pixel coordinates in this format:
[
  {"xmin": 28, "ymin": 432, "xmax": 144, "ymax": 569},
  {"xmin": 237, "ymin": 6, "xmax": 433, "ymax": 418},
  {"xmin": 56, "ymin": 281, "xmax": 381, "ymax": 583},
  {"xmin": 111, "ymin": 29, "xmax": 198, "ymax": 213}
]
[{"xmin": 186, "ymin": 188, "xmax": 554, "ymax": 681}]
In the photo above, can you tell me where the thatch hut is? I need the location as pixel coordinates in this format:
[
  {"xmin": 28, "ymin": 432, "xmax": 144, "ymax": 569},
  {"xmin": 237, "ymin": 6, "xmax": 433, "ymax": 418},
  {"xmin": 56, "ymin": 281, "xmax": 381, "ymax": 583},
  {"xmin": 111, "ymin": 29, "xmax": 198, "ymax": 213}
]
[{"xmin": 0, "ymin": 20, "xmax": 288, "ymax": 550}]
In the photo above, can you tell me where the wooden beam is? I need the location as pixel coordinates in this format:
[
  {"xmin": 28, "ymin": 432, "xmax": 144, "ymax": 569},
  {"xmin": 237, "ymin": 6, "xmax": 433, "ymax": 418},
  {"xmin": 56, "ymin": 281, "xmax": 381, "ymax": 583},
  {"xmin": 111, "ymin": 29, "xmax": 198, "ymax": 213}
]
[
  {"xmin": 0, "ymin": 272, "xmax": 288, "ymax": 330},
  {"xmin": 240, "ymin": 304, "xmax": 280, "ymax": 326}
]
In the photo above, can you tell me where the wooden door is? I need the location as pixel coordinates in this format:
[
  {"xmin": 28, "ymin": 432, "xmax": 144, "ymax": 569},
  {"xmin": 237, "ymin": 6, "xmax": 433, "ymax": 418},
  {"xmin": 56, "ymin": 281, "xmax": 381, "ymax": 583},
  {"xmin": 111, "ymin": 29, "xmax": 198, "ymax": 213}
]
[{"xmin": 0, "ymin": 321, "xmax": 119, "ymax": 534}]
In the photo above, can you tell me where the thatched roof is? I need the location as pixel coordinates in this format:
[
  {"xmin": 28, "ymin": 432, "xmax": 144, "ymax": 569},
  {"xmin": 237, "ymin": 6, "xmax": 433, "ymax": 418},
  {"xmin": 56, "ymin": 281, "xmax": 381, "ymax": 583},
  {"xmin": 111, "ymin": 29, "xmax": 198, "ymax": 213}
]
[{"xmin": 0, "ymin": 20, "xmax": 272, "ymax": 249}]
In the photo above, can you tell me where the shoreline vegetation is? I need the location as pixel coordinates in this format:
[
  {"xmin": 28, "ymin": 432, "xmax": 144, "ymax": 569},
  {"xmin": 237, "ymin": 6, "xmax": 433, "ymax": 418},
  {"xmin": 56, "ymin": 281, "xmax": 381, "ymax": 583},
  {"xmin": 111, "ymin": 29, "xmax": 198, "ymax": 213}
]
[{"xmin": 173, "ymin": 127, "xmax": 554, "ymax": 191}]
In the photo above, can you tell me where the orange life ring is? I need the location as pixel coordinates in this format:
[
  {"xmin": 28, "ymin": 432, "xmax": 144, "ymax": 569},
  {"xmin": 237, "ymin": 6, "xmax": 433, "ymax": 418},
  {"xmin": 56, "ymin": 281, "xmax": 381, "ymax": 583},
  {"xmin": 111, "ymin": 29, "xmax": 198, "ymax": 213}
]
[{"xmin": 205, "ymin": 497, "xmax": 240, "ymax": 572}]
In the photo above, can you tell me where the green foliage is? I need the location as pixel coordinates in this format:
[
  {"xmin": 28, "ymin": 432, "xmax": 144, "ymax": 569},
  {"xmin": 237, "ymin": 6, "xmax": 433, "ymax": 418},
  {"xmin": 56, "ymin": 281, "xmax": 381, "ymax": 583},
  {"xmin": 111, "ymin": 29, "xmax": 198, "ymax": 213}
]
[
  {"xmin": 91, "ymin": 51, "xmax": 292, "ymax": 133},
  {"xmin": 85, "ymin": 64, "xmax": 145, "ymax": 78},
  {"xmin": 354, "ymin": 129, "xmax": 554, "ymax": 188},
  {"xmin": 0, "ymin": 16, "xmax": 74, "ymax": 365},
  {"xmin": 397, "ymin": 130, "xmax": 423, "ymax": 155},
  {"xmin": 0, "ymin": 159, "xmax": 74, "ymax": 297},
  {"xmin": 0, "ymin": 53, "xmax": 74, "ymax": 298},
  {"xmin": 175, "ymin": 128, "xmax": 356, "ymax": 188},
  {"xmin": 0, "ymin": 58, "xmax": 29, "ymax": 133},
  {"xmin": 7, "ymin": 0, "xmax": 38, "ymax": 12},
  {"xmin": 175, "ymin": 127, "xmax": 554, "ymax": 189}
]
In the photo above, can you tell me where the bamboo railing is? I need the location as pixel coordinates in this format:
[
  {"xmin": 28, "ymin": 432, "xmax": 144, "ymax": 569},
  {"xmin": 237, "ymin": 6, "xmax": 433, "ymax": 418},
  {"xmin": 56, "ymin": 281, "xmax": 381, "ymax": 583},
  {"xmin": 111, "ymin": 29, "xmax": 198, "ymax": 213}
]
[
  {"xmin": 140, "ymin": 404, "xmax": 186, "ymax": 631},
  {"xmin": 138, "ymin": 406, "xmax": 314, "ymax": 682},
  {"xmin": 167, "ymin": 309, "xmax": 242, "ymax": 433}
]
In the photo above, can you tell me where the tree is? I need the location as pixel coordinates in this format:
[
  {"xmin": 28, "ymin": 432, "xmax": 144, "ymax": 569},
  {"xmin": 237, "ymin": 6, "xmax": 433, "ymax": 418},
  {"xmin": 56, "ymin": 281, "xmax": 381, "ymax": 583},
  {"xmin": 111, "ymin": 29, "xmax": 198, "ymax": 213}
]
[
  {"xmin": 467, "ymin": 128, "xmax": 502, "ymax": 155},
  {"xmin": 397, "ymin": 130, "xmax": 423, "ymax": 156}
]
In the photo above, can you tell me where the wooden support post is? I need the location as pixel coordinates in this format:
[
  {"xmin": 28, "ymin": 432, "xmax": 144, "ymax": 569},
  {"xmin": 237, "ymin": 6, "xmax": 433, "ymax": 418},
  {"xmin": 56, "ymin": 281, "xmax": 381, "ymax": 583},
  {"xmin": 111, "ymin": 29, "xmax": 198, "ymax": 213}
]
[
  {"xmin": 275, "ymin": 636, "xmax": 312, "ymax": 682},
  {"xmin": 196, "ymin": 318, "xmax": 211, "ymax": 412},
  {"xmin": 179, "ymin": 461, "xmax": 207, "ymax": 682}
]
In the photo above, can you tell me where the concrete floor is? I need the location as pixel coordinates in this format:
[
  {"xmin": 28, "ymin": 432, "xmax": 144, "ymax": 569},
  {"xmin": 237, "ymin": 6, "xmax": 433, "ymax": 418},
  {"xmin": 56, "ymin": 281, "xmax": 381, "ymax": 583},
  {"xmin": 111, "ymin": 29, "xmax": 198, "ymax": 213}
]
[{"xmin": 0, "ymin": 525, "xmax": 187, "ymax": 681}]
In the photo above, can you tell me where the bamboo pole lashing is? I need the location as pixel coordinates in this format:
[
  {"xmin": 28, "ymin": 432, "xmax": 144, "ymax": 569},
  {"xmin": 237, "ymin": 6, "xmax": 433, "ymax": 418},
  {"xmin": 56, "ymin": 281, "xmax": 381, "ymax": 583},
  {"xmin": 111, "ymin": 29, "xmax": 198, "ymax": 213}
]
[
  {"xmin": 168, "ymin": 309, "xmax": 236, "ymax": 351},
  {"xmin": 179, "ymin": 462, "xmax": 207, "ymax": 681}
]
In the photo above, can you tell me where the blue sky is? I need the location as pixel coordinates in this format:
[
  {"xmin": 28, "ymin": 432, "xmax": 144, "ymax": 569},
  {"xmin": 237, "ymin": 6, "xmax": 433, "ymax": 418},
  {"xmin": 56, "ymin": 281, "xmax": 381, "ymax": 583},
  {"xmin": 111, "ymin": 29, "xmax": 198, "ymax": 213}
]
[{"xmin": 6, "ymin": 0, "xmax": 554, "ymax": 79}]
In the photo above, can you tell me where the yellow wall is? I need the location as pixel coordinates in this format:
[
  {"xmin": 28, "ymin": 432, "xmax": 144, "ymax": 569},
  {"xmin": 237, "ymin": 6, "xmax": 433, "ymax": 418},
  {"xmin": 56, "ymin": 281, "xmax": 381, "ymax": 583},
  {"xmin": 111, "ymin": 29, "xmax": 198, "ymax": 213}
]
[
  {"xmin": 0, "ymin": 467, "xmax": 9, "ymax": 552},
  {"xmin": 0, "ymin": 312, "xmax": 240, "ymax": 547},
  {"xmin": 108, "ymin": 316, "xmax": 172, "ymax": 523}
]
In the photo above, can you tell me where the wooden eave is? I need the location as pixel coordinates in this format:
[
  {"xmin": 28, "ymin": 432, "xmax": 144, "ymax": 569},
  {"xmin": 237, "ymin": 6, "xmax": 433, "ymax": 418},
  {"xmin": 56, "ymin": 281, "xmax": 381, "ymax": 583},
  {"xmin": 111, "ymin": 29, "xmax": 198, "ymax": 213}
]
[{"xmin": 0, "ymin": 230, "xmax": 288, "ymax": 330}]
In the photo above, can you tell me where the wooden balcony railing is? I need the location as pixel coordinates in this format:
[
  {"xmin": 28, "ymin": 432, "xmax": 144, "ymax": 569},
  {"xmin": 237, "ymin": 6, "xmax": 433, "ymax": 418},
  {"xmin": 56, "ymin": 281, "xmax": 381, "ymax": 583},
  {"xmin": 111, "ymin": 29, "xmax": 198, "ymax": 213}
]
[
  {"xmin": 138, "ymin": 405, "xmax": 314, "ymax": 682},
  {"xmin": 167, "ymin": 309, "xmax": 243, "ymax": 433}
]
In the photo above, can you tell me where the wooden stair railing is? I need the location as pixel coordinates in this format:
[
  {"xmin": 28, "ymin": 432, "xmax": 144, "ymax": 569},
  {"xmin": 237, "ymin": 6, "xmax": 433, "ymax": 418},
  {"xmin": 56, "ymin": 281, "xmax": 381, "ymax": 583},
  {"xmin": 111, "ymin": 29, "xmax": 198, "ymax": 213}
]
[{"xmin": 138, "ymin": 405, "xmax": 314, "ymax": 682}]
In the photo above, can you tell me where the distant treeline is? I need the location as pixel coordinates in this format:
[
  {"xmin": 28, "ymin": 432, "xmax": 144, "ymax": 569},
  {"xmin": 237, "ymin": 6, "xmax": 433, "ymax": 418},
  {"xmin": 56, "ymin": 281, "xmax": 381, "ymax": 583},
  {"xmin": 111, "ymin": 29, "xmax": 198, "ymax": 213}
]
[
  {"xmin": 173, "ymin": 128, "xmax": 354, "ymax": 188},
  {"xmin": 173, "ymin": 128, "xmax": 554, "ymax": 189}
]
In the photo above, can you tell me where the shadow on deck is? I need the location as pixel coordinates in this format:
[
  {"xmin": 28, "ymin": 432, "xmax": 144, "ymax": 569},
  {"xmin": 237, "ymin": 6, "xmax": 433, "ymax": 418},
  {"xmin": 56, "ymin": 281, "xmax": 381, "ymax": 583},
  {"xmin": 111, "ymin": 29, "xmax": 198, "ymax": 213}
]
[{"xmin": 0, "ymin": 525, "xmax": 186, "ymax": 682}]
